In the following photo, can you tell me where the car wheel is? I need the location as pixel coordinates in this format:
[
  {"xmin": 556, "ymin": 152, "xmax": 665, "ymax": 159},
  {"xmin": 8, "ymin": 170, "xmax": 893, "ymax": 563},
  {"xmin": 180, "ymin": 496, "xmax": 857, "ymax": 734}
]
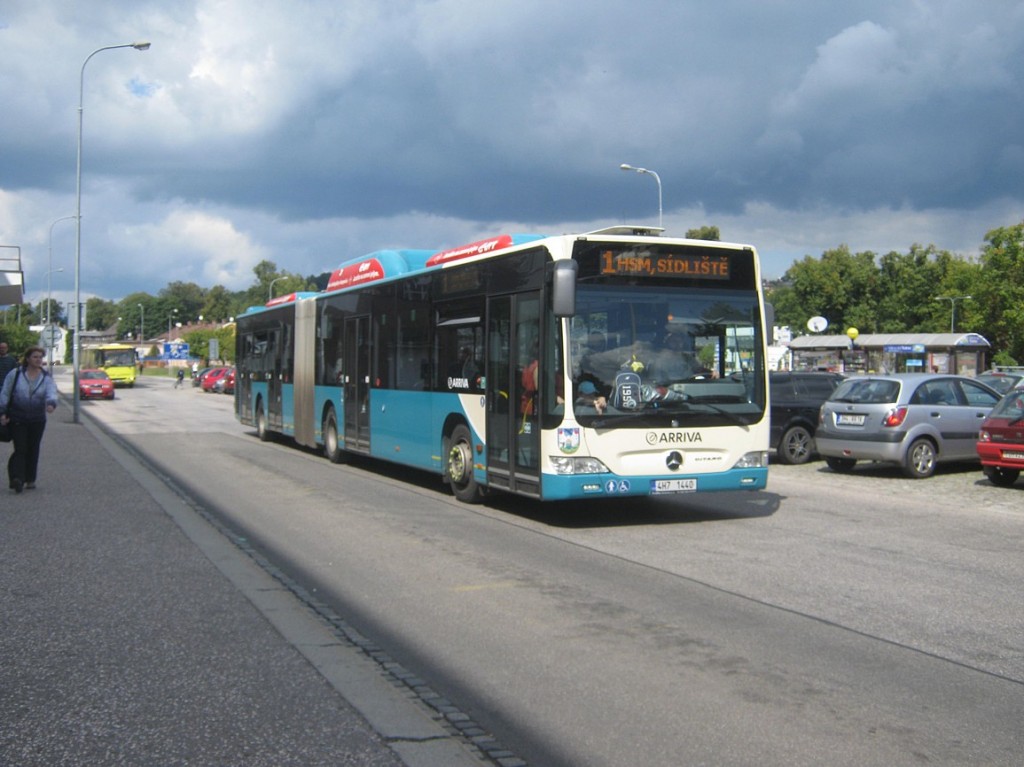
[
  {"xmin": 778, "ymin": 425, "xmax": 814, "ymax": 465},
  {"xmin": 985, "ymin": 466, "xmax": 1020, "ymax": 488},
  {"xmin": 446, "ymin": 424, "xmax": 483, "ymax": 503},
  {"xmin": 903, "ymin": 438, "xmax": 937, "ymax": 478},
  {"xmin": 825, "ymin": 456, "xmax": 856, "ymax": 473},
  {"xmin": 322, "ymin": 408, "xmax": 348, "ymax": 464}
]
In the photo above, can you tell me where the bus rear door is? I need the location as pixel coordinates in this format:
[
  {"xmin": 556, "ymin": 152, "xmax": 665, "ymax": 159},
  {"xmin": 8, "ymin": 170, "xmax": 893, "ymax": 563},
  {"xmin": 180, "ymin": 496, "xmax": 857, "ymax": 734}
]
[{"xmin": 343, "ymin": 315, "xmax": 371, "ymax": 452}]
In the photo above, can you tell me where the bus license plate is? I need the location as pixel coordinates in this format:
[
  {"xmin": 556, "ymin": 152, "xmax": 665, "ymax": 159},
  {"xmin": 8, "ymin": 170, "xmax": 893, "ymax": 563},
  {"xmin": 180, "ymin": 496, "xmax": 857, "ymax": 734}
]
[
  {"xmin": 651, "ymin": 478, "xmax": 697, "ymax": 494},
  {"xmin": 1003, "ymin": 450, "xmax": 1024, "ymax": 460},
  {"xmin": 836, "ymin": 414, "xmax": 865, "ymax": 426}
]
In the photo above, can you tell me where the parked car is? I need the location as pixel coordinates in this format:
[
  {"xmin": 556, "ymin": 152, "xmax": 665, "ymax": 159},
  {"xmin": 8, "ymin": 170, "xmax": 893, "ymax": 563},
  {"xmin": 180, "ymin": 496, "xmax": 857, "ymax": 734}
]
[
  {"xmin": 976, "ymin": 370, "xmax": 1024, "ymax": 394},
  {"xmin": 769, "ymin": 371, "xmax": 845, "ymax": 464},
  {"xmin": 816, "ymin": 374, "xmax": 1001, "ymax": 478},
  {"xmin": 201, "ymin": 366, "xmax": 231, "ymax": 392},
  {"xmin": 78, "ymin": 369, "xmax": 115, "ymax": 400},
  {"xmin": 192, "ymin": 367, "xmax": 213, "ymax": 387},
  {"xmin": 213, "ymin": 367, "xmax": 235, "ymax": 394},
  {"xmin": 976, "ymin": 388, "xmax": 1024, "ymax": 487}
]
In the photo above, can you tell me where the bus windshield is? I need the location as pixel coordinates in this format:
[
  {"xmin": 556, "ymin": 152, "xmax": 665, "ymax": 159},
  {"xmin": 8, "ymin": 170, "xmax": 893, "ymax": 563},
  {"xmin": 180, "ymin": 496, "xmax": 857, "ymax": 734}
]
[
  {"xmin": 100, "ymin": 349, "xmax": 136, "ymax": 367},
  {"xmin": 569, "ymin": 283, "xmax": 766, "ymax": 425}
]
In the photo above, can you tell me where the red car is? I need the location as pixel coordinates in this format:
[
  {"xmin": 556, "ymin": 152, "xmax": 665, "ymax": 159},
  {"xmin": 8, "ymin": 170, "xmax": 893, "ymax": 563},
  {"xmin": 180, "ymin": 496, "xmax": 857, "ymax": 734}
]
[
  {"xmin": 976, "ymin": 389, "xmax": 1024, "ymax": 487},
  {"xmin": 79, "ymin": 369, "xmax": 115, "ymax": 399},
  {"xmin": 213, "ymin": 367, "xmax": 235, "ymax": 394},
  {"xmin": 201, "ymin": 366, "xmax": 231, "ymax": 392}
]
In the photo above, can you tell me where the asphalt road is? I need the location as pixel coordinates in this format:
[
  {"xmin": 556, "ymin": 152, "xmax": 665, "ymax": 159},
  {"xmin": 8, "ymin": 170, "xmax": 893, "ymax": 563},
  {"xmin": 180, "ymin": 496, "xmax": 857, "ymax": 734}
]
[{"xmin": 83, "ymin": 373, "xmax": 1024, "ymax": 767}]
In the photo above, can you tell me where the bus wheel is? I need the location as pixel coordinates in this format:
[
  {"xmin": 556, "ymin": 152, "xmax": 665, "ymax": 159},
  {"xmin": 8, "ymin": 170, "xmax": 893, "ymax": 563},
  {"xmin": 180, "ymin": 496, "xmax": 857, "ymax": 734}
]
[
  {"xmin": 446, "ymin": 424, "xmax": 482, "ymax": 503},
  {"xmin": 256, "ymin": 402, "xmax": 271, "ymax": 442},
  {"xmin": 323, "ymin": 409, "xmax": 348, "ymax": 464}
]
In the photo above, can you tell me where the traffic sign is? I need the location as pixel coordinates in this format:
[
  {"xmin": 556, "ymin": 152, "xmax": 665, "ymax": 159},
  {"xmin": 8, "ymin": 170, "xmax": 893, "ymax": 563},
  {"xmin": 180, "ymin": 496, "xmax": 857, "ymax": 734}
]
[{"xmin": 40, "ymin": 325, "xmax": 63, "ymax": 349}]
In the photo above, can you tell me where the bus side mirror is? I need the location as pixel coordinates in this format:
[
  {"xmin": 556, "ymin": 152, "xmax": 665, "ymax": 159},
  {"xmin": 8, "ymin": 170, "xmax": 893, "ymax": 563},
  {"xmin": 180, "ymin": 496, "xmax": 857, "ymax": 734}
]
[{"xmin": 552, "ymin": 260, "xmax": 577, "ymax": 317}]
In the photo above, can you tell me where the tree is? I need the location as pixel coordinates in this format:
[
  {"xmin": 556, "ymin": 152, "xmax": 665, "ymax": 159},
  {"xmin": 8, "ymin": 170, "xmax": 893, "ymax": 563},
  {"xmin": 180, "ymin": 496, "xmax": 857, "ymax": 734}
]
[
  {"xmin": 200, "ymin": 285, "xmax": 238, "ymax": 323},
  {"xmin": 117, "ymin": 293, "xmax": 156, "ymax": 341},
  {"xmin": 159, "ymin": 281, "xmax": 205, "ymax": 323},
  {"xmin": 0, "ymin": 322, "xmax": 40, "ymax": 358},
  {"xmin": 85, "ymin": 297, "xmax": 118, "ymax": 331},
  {"xmin": 771, "ymin": 246, "xmax": 880, "ymax": 333},
  {"xmin": 973, "ymin": 222, "xmax": 1024, "ymax": 363},
  {"xmin": 685, "ymin": 226, "xmax": 720, "ymax": 241}
]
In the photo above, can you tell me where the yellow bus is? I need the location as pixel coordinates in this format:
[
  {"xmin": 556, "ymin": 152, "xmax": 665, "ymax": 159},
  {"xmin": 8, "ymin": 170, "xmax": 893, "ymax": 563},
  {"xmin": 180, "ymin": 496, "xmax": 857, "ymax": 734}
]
[{"xmin": 82, "ymin": 343, "xmax": 138, "ymax": 387}]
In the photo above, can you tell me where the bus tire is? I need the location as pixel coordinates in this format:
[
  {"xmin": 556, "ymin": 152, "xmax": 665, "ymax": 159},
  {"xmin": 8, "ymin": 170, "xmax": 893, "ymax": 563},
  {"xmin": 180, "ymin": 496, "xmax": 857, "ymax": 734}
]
[
  {"xmin": 323, "ymin": 408, "xmax": 348, "ymax": 464},
  {"xmin": 256, "ymin": 401, "xmax": 271, "ymax": 442},
  {"xmin": 446, "ymin": 424, "xmax": 483, "ymax": 504}
]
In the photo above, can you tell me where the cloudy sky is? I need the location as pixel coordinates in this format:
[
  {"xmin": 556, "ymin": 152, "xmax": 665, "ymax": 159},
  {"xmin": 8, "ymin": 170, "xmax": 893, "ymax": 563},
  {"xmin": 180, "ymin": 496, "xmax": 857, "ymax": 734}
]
[{"xmin": 2, "ymin": 1, "xmax": 1023, "ymax": 310}]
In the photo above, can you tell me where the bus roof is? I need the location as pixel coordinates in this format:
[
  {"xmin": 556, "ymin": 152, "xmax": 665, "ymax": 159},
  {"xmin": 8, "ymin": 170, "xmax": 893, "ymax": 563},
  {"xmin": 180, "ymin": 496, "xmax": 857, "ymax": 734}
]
[{"xmin": 239, "ymin": 226, "xmax": 756, "ymax": 318}]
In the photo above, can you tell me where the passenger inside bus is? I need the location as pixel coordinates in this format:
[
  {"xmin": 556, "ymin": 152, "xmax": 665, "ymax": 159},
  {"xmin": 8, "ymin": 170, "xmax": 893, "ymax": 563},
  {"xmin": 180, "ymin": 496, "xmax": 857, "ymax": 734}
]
[{"xmin": 574, "ymin": 380, "xmax": 607, "ymax": 414}]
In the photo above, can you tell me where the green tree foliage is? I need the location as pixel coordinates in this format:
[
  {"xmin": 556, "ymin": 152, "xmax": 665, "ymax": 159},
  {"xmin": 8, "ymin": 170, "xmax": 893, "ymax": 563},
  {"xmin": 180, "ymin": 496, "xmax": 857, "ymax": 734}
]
[
  {"xmin": 181, "ymin": 325, "xmax": 236, "ymax": 364},
  {"xmin": 973, "ymin": 222, "xmax": 1024, "ymax": 363},
  {"xmin": 85, "ymin": 296, "xmax": 118, "ymax": 331},
  {"xmin": 766, "ymin": 232, "xmax": 1024, "ymax": 356},
  {"xmin": 200, "ymin": 285, "xmax": 239, "ymax": 323},
  {"xmin": 685, "ymin": 225, "xmax": 720, "ymax": 241},
  {"xmin": 0, "ymin": 321, "xmax": 40, "ymax": 358},
  {"xmin": 770, "ymin": 246, "xmax": 880, "ymax": 333}
]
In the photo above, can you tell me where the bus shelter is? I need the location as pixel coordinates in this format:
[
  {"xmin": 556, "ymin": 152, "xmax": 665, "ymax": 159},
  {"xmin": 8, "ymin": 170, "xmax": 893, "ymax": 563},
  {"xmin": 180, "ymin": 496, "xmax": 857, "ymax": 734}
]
[{"xmin": 787, "ymin": 332, "xmax": 990, "ymax": 375}]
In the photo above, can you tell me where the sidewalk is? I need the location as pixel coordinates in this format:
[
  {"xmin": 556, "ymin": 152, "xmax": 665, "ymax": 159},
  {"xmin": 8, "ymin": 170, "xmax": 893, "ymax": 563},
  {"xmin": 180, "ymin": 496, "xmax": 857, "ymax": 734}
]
[{"xmin": 0, "ymin": 404, "xmax": 482, "ymax": 766}]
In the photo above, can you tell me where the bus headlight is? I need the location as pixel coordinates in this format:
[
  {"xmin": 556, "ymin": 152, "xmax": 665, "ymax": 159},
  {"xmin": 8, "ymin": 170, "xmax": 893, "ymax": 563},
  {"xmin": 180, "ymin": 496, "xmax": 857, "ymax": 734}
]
[
  {"xmin": 550, "ymin": 456, "xmax": 610, "ymax": 475},
  {"xmin": 733, "ymin": 451, "xmax": 769, "ymax": 469}
]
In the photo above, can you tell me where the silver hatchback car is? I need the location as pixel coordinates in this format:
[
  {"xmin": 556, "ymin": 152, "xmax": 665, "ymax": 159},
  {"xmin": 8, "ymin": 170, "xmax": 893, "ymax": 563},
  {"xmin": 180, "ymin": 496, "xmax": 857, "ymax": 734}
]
[{"xmin": 816, "ymin": 374, "xmax": 1001, "ymax": 478}]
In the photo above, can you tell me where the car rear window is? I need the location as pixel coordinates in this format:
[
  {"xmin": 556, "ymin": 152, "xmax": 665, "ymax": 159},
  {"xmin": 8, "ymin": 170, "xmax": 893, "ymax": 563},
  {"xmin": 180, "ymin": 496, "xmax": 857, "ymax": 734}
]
[
  {"xmin": 796, "ymin": 376, "xmax": 841, "ymax": 399},
  {"xmin": 830, "ymin": 378, "xmax": 900, "ymax": 404},
  {"xmin": 990, "ymin": 390, "xmax": 1024, "ymax": 418}
]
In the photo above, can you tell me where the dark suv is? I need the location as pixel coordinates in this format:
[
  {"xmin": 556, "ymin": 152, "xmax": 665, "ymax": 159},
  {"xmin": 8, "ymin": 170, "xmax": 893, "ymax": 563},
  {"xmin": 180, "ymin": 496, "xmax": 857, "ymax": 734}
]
[{"xmin": 769, "ymin": 371, "xmax": 845, "ymax": 464}]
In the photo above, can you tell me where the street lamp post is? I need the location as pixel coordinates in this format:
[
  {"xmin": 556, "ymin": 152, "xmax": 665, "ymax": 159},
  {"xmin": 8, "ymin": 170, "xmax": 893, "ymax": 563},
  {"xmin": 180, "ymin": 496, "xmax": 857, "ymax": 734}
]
[
  {"xmin": 43, "ymin": 268, "xmax": 64, "ymax": 367},
  {"xmin": 74, "ymin": 41, "xmax": 150, "ymax": 424},
  {"xmin": 167, "ymin": 309, "xmax": 178, "ymax": 342},
  {"xmin": 934, "ymin": 295, "xmax": 972, "ymax": 333},
  {"xmin": 269, "ymin": 276, "xmax": 287, "ymax": 302},
  {"xmin": 619, "ymin": 163, "xmax": 663, "ymax": 229},
  {"xmin": 137, "ymin": 303, "xmax": 145, "ymax": 345},
  {"xmin": 47, "ymin": 215, "xmax": 76, "ymax": 368}
]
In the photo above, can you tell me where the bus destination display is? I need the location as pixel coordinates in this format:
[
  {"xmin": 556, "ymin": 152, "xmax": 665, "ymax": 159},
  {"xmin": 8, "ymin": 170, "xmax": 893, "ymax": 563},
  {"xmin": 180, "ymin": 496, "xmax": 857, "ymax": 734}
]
[{"xmin": 599, "ymin": 250, "xmax": 730, "ymax": 279}]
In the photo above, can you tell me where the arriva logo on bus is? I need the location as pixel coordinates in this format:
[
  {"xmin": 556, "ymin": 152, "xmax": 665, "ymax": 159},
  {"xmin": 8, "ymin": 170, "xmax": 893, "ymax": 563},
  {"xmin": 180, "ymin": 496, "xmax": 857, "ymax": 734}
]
[{"xmin": 646, "ymin": 431, "xmax": 703, "ymax": 445}]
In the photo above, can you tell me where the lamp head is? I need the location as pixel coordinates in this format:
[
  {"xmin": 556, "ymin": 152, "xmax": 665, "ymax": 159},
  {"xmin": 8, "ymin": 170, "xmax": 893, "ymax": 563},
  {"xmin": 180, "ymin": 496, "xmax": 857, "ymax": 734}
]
[{"xmin": 132, "ymin": 42, "xmax": 151, "ymax": 50}]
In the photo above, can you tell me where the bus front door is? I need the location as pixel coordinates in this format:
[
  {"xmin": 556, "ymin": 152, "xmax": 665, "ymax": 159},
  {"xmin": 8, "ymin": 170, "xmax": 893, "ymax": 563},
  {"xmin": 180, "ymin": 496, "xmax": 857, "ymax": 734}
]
[
  {"xmin": 486, "ymin": 295, "xmax": 540, "ymax": 497},
  {"xmin": 343, "ymin": 316, "xmax": 371, "ymax": 453}
]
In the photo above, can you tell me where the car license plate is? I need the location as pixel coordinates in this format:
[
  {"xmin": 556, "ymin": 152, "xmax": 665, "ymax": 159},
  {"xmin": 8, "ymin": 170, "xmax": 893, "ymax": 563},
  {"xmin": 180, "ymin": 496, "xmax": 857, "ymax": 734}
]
[
  {"xmin": 1002, "ymin": 450, "xmax": 1024, "ymax": 460},
  {"xmin": 651, "ymin": 478, "xmax": 697, "ymax": 494},
  {"xmin": 836, "ymin": 413, "xmax": 865, "ymax": 426}
]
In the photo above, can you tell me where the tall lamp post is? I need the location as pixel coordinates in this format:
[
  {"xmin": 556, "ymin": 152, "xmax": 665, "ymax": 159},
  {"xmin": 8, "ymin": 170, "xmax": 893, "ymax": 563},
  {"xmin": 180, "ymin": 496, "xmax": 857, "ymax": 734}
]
[
  {"xmin": 137, "ymin": 302, "xmax": 145, "ymax": 345},
  {"xmin": 619, "ymin": 163, "xmax": 663, "ymax": 229},
  {"xmin": 269, "ymin": 276, "xmax": 287, "ymax": 302},
  {"xmin": 74, "ymin": 41, "xmax": 151, "ymax": 424},
  {"xmin": 48, "ymin": 215, "xmax": 76, "ymax": 368},
  {"xmin": 934, "ymin": 295, "xmax": 972, "ymax": 333},
  {"xmin": 43, "ymin": 268, "xmax": 64, "ymax": 367},
  {"xmin": 167, "ymin": 308, "xmax": 178, "ymax": 342}
]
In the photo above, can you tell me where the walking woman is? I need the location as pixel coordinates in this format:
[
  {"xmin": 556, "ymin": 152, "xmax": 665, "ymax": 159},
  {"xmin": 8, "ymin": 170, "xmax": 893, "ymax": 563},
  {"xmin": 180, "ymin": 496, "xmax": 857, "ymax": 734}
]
[{"xmin": 0, "ymin": 346, "xmax": 58, "ymax": 494}]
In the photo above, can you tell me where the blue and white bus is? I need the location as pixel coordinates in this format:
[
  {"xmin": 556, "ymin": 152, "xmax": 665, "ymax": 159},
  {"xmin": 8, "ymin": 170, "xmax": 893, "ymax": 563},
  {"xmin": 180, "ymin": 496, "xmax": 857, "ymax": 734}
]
[{"xmin": 235, "ymin": 226, "xmax": 770, "ymax": 503}]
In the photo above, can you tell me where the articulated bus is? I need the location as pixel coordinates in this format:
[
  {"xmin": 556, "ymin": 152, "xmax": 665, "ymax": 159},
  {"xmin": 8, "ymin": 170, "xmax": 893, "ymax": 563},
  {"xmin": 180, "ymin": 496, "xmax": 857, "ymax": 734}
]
[
  {"xmin": 81, "ymin": 343, "xmax": 138, "ymax": 386},
  {"xmin": 235, "ymin": 226, "xmax": 770, "ymax": 503}
]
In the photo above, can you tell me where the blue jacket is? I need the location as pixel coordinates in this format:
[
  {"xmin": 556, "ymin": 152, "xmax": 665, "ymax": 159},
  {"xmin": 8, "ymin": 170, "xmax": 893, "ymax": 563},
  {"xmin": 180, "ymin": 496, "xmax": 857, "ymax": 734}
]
[{"xmin": 0, "ymin": 367, "xmax": 59, "ymax": 423}]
